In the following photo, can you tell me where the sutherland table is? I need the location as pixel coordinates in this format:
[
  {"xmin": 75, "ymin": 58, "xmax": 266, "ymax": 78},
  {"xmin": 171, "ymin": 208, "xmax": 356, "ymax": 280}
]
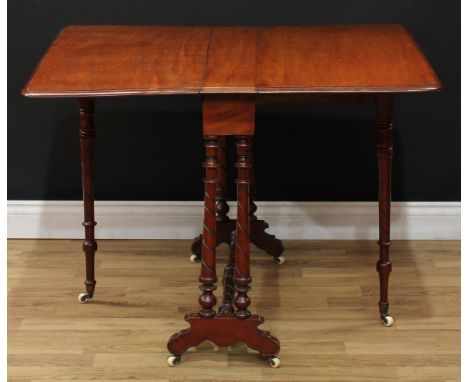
[{"xmin": 23, "ymin": 25, "xmax": 441, "ymax": 367}]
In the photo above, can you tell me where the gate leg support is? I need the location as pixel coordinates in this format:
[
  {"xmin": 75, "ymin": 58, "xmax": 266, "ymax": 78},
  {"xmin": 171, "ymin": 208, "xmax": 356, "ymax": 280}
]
[{"xmin": 168, "ymin": 97, "xmax": 280, "ymax": 366}]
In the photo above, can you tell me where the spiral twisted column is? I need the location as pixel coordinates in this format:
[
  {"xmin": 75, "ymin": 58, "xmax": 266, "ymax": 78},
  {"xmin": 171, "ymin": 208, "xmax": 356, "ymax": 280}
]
[
  {"xmin": 79, "ymin": 98, "xmax": 97, "ymax": 299},
  {"xmin": 234, "ymin": 136, "xmax": 253, "ymax": 319},
  {"xmin": 199, "ymin": 136, "xmax": 220, "ymax": 318},
  {"xmin": 376, "ymin": 94, "xmax": 394, "ymax": 319}
]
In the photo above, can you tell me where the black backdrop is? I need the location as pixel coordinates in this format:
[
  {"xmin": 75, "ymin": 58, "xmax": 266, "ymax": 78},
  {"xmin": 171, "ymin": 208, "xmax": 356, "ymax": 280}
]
[{"xmin": 8, "ymin": 0, "xmax": 460, "ymax": 201}]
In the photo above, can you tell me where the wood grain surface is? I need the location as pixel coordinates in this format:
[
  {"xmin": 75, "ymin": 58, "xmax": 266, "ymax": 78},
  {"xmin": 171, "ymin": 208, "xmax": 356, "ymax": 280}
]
[
  {"xmin": 256, "ymin": 25, "xmax": 441, "ymax": 93},
  {"xmin": 8, "ymin": 239, "xmax": 460, "ymax": 381},
  {"xmin": 202, "ymin": 95, "xmax": 255, "ymax": 136},
  {"xmin": 22, "ymin": 25, "xmax": 441, "ymax": 97},
  {"xmin": 203, "ymin": 27, "xmax": 257, "ymax": 93},
  {"xmin": 23, "ymin": 26, "xmax": 211, "ymax": 97}
]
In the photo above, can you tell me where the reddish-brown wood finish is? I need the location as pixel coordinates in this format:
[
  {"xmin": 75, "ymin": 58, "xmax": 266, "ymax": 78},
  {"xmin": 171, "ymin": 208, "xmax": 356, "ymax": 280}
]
[
  {"xmin": 198, "ymin": 136, "xmax": 219, "ymax": 318},
  {"xmin": 167, "ymin": 313, "xmax": 280, "ymax": 357},
  {"xmin": 256, "ymin": 25, "xmax": 441, "ymax": 93},
  {"xmin": 173, "ymin": 102, "xmax": 280, "ymax": 360},
  {"xmin": 23, "ymin": 26, "xmax": 211, "ymax": 97},
  {"xmin": 190, "ymin": 136, "xmax": 284, "ymax": 261},
  {"xmin": 23, "ymin": 25, "xmax": 441, "ymax": 98},
  {"xmin": 22, "ymin": 24, "xmax": 442, "ymax": 363},
  {"xmin": 202, "ymin": 95, "xmax": 255, "ymax": 136},
  {"xmin": 233, "ymin": 136, "xmax": 253, "ymax": 319},
  {"xmin": 78, "ymin": 98, "xmax": 97, "ymax": 299},
  {"xmin": 250, "ymin": 220, "xmax": 285, "ymax": 258},
  {"xmin": 219, "ymin": 231, "xmax": 236, "ymax": 315},
  {"xmin": 203, "ymin": 27, "xmax": 257, "ymax": 93},
  {"xmin": 376, "ymin": 94, "xmax": 394, "ymax": 320},
  {"xmin": 190, "ymin": 136, "xmax": 235, "ymax": 257},
  {"xmin": 190, "ymin": 222, "xmax": 236, "ymax": 261}
]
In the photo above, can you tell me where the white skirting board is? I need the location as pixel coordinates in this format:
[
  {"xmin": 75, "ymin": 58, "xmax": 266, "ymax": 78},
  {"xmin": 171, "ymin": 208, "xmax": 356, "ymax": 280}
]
[{"xmin": 7, "ymin": 201, "xmax": 460, "ymax": 240}]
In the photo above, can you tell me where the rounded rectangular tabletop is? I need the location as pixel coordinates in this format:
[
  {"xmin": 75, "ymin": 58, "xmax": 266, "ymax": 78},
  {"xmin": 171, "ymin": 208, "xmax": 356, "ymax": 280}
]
[{"xmin": 22, "ymin": 24, "xmax": 441, "ymax": 97}]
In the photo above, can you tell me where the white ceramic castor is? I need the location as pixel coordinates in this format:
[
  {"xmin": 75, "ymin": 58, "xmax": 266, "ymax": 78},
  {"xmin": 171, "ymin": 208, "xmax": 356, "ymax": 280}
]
[
  {"xmin": 274, "ymin": 256, "xmax": 286, "ymax": 265},
  {"xmin": 167, "ymin": 355, "xmax": 181, "ymax": 367},
  {"xmin": 268, "ymin": 356, "xmax": 281, "ymax": 368},
  {"xmin": 189, "ymin": 254, "xmax": 201, "ymax": 263},
  {"xmin": 381, "ymin": 315, "xmax": 394, "ymax": 327},
  {"xmin": 78, "ymin": 292, "xmax": 89, "ymax": 304}
]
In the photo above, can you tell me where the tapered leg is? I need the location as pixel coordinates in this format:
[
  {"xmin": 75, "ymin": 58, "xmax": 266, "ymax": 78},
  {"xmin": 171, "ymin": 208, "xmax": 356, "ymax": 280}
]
[
  {"xmin": 198, "ymin": 136, "xmax": 219, "ymax": 318},
  {"xmin": 234, "ymin": 136, "xmax": 253, "ymax": 319},
  {"xmin": 77, "ymin": 98, "xmax": 97, "ymax": 303},
  {"xmin": 376, "ymin": 94, "xmax": 394, "ymax": 326}
]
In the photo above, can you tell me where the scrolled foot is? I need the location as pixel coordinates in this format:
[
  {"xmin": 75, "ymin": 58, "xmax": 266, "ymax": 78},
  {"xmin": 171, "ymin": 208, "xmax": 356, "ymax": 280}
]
[
  {"xmin": 273, "ymin": 256, "xmax": 286, "ymax": 265},
  {"xmin": 189, "ymin": 254, "xmax": 201, "ymax": 263},
  {"xmin": 167, "ymin": 354, "xmax": 181, "ymax": 367},
  {"xmin": 250, "ymin": 220, "xmax": 284, "ymax": 259},
  {"xmin": 78, "ymin": 292, "xmax": 92, "ymax": 304},
  {"xmin": 268, "ymin": 356, "xmax": 280, "ymax": 368},
  {"xmin": 381, "ymin": 314, "xmax": 394, "ymax": 327}
]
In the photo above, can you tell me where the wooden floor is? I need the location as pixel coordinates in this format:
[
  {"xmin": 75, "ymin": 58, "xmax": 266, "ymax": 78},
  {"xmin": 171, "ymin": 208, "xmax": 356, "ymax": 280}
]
[{"xmin": 8, "ymin": 239, "xmax": 460, "ymax": 382}]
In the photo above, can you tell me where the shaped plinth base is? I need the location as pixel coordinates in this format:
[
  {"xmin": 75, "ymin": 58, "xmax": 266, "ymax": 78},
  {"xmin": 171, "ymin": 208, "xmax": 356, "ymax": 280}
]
[{"xmin": 167, "ymin": 313, "xmax": 280, "ymax": 357}]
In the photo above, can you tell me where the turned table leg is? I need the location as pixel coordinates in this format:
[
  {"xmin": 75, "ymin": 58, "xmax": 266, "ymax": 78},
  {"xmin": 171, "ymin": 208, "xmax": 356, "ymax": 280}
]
[
  {"xmin": 376, "ymin": 94, "xmax": 394, "ymax": 327},
  {"xmin": 191, "ymin": 136, "xmax": 284, "ymax": 264},
  {"xmin": 77, "ymin": 98, "xmax": 97, "ymax": 304},
  {"xmin": 234, "ymin": 136, "xmax": 253, "ymax": 319},
  {"xmin": 199, "ymin": 136, "xmax": 219, "ymax": 318},
  {"xmin": 190, "ymin": 136, "xmax": 235, "ymax": 262}
]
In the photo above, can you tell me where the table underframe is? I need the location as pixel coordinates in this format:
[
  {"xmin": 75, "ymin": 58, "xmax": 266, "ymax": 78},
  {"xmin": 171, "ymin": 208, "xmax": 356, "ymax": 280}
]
[{"xmin": 76, "ymin": 93, "xmax": 394, "ymax": 364}]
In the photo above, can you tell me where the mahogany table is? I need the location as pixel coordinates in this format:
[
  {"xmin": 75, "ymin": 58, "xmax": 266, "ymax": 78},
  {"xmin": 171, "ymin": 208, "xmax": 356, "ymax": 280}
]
[{"xmin": 23, "ymin": 25, "xmax": 441, "ymax": 368}]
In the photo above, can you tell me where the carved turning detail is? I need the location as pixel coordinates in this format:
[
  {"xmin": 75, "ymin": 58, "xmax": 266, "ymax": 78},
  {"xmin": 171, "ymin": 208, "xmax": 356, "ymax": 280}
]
[
  {"xmin": 376, "ymin": 94, "xmax": 393, "ymax": 318},
  {"xmin": 79, "ymin": 98, "xmax": 97, "ymax": 298},
  {"xmin": 234, "ymin": 136, "xmax": 253, "ymax": 319},
  {"xmin": 168, "ymin": 102, "xmax": 281, "ymax": 363},
  {"xmin": 167, "ymin": 313, "xmax": 280, "ymax": 357},
  {"xmin": 219, "ymin": 231, "xmax": 236, "ymax": 315},
  {"xmin": 199, "ymin": 136, "xmax": 219, "ymax": 318},
  {"xmin": 191, "ymin": 137, "xmax": 236, "ymax": 258},
  {"xmin": 191, "ymin": 220, "xmax": 284, "ymax": 259},
  {"xmin": 191, "ymin": 137, "xmax": 284, "ymax": 260}
]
